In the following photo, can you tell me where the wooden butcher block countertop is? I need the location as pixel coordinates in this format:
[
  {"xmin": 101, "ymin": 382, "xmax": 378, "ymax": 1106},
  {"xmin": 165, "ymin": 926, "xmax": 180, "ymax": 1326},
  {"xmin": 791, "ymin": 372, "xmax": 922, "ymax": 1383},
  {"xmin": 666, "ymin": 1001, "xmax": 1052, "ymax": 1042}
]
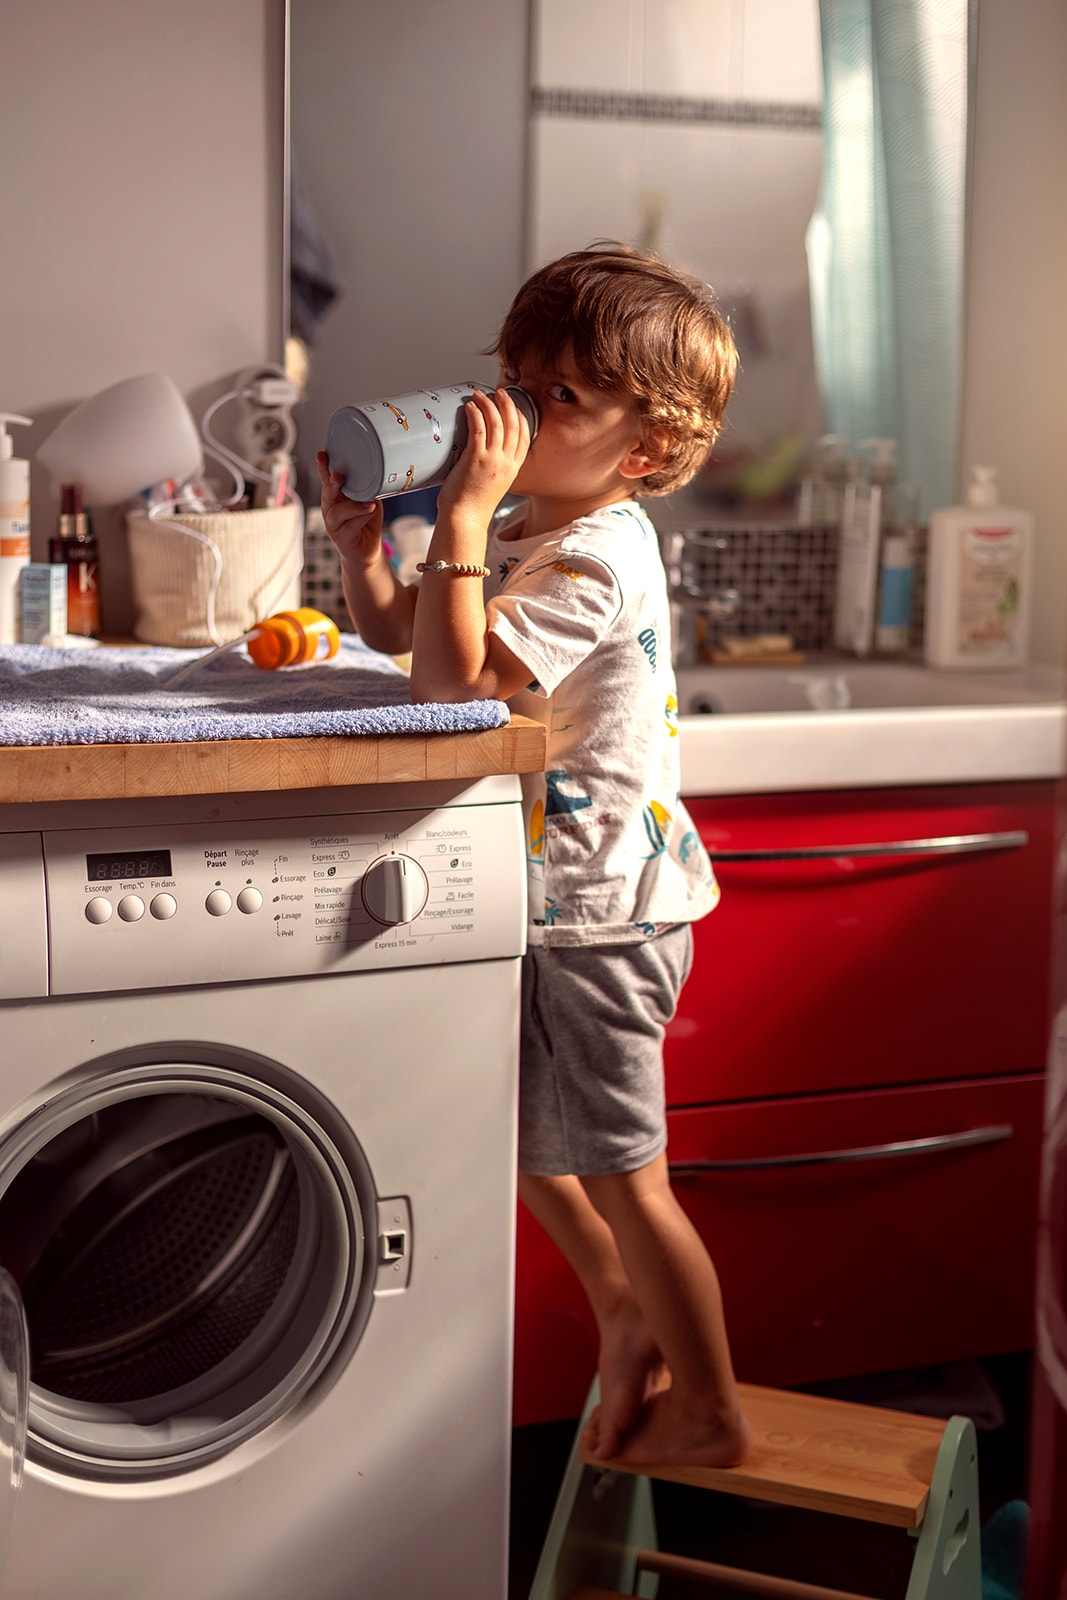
[{"xmin": 0, "ymin": 717, "xmax": 547, "ymax": 805}]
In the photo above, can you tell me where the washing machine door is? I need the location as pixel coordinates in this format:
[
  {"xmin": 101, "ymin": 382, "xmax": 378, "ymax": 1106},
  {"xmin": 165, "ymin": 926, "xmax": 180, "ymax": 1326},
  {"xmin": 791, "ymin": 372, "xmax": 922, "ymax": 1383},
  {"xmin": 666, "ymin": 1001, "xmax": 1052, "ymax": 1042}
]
[{"xmin": 0, "ymin": 1269, "xmax": 28, "ymax": 1571}]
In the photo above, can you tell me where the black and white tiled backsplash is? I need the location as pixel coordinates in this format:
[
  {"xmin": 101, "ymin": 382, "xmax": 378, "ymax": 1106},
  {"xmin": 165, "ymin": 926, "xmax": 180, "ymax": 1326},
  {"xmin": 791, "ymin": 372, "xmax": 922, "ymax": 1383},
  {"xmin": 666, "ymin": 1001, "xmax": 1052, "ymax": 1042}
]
[
  {"xmin": 661, "ymin": 521, "xmax": 927, "ymax": 655},
  {"xmin": 302, "ymin": 512, "xmax": 927, "ymax": 657}
]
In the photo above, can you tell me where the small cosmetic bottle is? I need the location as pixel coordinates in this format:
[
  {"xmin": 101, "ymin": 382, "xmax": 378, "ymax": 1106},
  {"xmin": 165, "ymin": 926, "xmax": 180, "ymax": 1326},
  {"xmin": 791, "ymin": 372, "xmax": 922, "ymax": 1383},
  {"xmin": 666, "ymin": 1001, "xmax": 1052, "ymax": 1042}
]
[{"xmin": 49, "ymin": 483, "xmax": 100, "ymax": 637}]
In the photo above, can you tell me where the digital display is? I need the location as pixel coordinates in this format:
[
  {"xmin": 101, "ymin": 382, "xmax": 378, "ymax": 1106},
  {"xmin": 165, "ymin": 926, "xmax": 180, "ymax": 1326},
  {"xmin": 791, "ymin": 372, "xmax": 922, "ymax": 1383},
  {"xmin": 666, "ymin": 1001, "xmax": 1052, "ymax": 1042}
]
[{"xmin": 86, "ymin": 849, "xmax": 173, "ymax": 883}]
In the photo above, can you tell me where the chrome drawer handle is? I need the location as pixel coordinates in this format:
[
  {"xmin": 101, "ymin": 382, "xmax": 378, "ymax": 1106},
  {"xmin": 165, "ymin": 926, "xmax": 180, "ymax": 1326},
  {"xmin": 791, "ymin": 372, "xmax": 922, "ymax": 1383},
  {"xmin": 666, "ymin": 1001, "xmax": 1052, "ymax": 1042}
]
[
  {"xmin": 669, "ymin": 1124, "xmax": 1014, "ymax": 1175},
  {"xmin": 705, "ymin": 830, "xmax": 1028, "ymax": 863}
]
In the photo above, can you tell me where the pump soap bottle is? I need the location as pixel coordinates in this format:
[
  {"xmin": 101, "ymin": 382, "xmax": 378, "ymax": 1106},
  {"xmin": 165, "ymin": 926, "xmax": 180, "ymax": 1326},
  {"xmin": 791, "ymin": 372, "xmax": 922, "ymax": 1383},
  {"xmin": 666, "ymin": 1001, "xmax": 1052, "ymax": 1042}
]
[
  {"xmin": 0, "ymin": 414, "xmax": 32, "ymax": 645},
  {"xmin": 924, "ymin": 466, "xmax": 1033, "ymax": 670},
  {"xmin": 49, "ymin": 483, "xmax": 100, "ymax": 637}
]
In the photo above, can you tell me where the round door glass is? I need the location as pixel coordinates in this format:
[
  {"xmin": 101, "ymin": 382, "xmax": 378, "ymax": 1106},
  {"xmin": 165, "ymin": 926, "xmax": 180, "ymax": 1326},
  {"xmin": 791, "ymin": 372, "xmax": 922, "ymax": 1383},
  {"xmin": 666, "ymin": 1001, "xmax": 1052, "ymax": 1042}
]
[{"xmin": 0, "ymin": 1269, "xmax": 28, "ymax": 1569}]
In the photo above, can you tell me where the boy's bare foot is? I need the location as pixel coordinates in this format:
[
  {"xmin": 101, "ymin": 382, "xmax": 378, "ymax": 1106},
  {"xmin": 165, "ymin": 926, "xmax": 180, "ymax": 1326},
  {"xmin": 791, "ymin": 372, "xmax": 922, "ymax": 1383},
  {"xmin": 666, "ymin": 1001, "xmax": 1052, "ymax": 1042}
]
[
  {"xmin": 603, "ymin": 1385, "xmax": 753, "ymax": 1470},
  {"xmin": 580, "ymin": 1300, "xmax": 667, "ymax": 1461}
]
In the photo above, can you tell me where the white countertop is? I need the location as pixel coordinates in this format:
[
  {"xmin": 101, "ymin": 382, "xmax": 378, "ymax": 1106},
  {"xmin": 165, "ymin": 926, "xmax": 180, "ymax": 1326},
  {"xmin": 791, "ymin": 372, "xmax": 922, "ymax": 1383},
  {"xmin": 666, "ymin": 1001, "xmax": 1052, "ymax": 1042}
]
[{"xmin": 677, "ymin": 660, "xmax": 1066, "ymax": 796}]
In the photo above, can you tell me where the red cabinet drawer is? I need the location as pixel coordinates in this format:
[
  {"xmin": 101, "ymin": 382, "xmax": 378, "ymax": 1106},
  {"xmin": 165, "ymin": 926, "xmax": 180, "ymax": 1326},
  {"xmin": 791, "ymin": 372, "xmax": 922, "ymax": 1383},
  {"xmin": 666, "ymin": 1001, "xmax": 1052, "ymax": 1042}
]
[
  {"xmin": 668, "ymin": 1072, "xmax": 1043, "ymax": 1387},
  {"xmin": 513, "ymin": 1072, "xmax": 1044, "ymax": 1424},
  {"xmin": 666, "ymin": 783, "xmax": 1055, "ymax": 1105}
]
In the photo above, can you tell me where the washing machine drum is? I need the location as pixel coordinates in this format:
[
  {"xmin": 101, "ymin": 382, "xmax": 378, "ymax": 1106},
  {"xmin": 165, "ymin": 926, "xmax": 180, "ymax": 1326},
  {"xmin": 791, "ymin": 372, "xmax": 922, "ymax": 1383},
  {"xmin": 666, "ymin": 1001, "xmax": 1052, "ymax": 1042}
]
[
  {"xmin": 0, "ymin": 1075, "xmax": 375, "ymax": 1480},
  {"xmin": 20, "ymin": 1114, "xmax": 297, "ymax": 1405}
]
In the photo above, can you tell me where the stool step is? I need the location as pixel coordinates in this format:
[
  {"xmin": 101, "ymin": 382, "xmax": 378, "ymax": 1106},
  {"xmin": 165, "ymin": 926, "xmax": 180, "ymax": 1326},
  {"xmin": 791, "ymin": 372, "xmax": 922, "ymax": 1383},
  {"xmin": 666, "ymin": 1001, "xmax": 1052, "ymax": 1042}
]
[
  {"xmin": 570, "ymin": 1559, "xmax": 879, "ymax": 1600},
  {"xmin": 635, "ymin": 1547, "xmax": 879, "ymax": 1599},
  {"xmin": 578, "ymin": 1382, "xmax": 947, "ymax": 1528}
]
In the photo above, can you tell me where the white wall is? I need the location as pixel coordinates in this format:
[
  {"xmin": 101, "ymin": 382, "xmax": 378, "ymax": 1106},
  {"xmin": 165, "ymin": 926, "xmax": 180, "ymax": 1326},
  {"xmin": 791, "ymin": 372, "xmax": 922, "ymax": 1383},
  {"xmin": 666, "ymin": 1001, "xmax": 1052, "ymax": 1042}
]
[
  {"xmin": 289, "ymin": 0, "xmax": 529, "ymax": 487},
  {"xmin": 960, "ymin": 0, "xmax": 1067, "ymax": 667},
  {"xmin": 0, "ymin": 0, "xmax": 285, "ymax": 631}
]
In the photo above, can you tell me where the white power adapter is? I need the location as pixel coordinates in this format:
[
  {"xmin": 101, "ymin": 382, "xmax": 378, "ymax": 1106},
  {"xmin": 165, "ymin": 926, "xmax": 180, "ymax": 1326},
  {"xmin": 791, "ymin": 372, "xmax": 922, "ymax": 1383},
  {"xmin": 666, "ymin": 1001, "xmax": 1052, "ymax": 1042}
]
[{"xmin": 235, "ymin": 364, "xmax": 298, "ymax": 464}]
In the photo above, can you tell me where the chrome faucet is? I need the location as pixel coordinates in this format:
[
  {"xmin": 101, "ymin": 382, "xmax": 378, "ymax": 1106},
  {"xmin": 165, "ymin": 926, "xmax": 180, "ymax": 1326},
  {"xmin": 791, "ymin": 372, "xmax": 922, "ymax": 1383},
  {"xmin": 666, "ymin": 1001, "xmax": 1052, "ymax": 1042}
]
[{"xmin": 663, "ymin": 532, "xmax": 742, "ymax": 664}]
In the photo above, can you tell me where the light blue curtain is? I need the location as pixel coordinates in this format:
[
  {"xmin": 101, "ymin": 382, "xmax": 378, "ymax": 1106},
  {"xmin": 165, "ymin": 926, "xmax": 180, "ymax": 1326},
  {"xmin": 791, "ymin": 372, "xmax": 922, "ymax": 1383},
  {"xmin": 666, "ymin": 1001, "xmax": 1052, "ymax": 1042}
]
[{"xmin": 806, "ymin": 0, "xmax": 971, "ymax": 516}]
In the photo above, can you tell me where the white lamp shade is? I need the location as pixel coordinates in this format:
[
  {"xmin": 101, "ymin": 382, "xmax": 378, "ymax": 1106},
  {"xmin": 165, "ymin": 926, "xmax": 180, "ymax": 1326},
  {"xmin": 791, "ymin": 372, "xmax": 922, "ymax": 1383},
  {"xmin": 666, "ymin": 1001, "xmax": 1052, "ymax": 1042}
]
[{"xmin": 37, "ymin": 373, "xmax": 202, "ymax": 503}]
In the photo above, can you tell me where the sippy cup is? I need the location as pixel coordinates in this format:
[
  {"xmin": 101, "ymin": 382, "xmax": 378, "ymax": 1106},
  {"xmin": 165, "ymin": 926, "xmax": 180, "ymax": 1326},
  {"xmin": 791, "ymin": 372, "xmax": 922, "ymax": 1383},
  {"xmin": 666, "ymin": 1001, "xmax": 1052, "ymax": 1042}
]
[
  {"xmin": 325, "ymin": 381, "xmax": 538, "ymax": 502},
  {"xmin": 246, "ymin": 608, "xmax": 340, "ymax": 669},
  {"xmin": 163, "ymin": 607, "xmax": 340, "ymax": 688}
]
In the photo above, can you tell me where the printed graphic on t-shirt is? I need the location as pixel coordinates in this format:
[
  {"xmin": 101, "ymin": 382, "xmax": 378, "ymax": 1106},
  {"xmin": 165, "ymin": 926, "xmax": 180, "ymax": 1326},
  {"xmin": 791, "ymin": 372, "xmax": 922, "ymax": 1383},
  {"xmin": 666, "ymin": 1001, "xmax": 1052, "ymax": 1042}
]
[
  {"xmin": 665, "ymin": 693, "xmax": 679, "ymax": 737},
  {"xmin": 545, "ymin": 771, "xmax": 592, "ymax": 817},
  {"xmin": 528, "ymin": 799, "xmax": 545, "ymax": 859},
  {"xmin": 484, "ymin": 503, "xmax": 719, "ymax": 944},
  {"xmin": 678, "ymin": 828, "xmax": 701, "ymax": 864},
  {"xmin": 642, "ymin": 801, "xmax": 673, "ymax": 855}
]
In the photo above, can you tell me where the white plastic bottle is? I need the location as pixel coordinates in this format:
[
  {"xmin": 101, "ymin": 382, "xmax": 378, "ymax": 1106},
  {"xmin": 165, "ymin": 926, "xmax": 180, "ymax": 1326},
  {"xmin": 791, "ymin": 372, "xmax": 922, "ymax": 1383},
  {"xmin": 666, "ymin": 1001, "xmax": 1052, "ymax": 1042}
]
[
  {"xmin": 834, "ymin": 438, "xmax": 896, "ymax": 656},
  {"xmin": 874, "ymin": 481, "xmax": 919, "ymax": 655},
  {"xmin": 797, "ymin": 434, "xmax": 847, "ymax": 525},
  {"xmin": 0, "ymin": 414, "xmax": 33, "ymax": 646},
  {"xmin": 924, "ymin": 466, "xmax": 1034, "ymax": 670}
]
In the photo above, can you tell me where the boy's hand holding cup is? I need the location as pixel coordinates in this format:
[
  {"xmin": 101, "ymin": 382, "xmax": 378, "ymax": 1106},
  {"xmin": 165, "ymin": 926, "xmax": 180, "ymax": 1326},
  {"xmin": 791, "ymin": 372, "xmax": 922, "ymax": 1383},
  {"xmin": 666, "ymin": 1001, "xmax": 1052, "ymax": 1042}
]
[
  {"xmin": 315, "ymin": 452, "xmax": 385, "ymax": 571},
  {"xmin": 434, "ymin": 386, "xmax": 531, "ymax": 531}
]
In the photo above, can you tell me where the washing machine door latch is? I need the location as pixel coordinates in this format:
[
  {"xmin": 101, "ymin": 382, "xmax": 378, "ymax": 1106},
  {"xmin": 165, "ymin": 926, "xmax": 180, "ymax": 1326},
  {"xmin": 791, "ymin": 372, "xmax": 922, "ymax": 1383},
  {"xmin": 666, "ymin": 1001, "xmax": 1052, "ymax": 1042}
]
[{"xmin": 375, "ymin": 1198, "xmax": 412, "ymax": 1292}]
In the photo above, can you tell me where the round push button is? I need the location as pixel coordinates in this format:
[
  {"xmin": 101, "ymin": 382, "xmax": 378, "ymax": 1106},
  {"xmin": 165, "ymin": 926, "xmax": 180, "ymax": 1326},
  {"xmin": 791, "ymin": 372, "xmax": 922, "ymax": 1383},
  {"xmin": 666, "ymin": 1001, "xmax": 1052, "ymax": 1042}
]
[
  {"xmin": 117, "ymin": 896, "xmax": 145, "ymax": 923},
  {"xmin": 205, "ymin": 889, "xmax": 232, "ymax": 917},
  {"xmin": 150, "ymin": 893, "xmax": 178, "ymax": 921},
  {"xmin": 85, "ymin": 897, "xmax": 113, "ymax": 925},
  {"xmin": 237, "ymin": 887, "xmax": 263, "ymax": 914}
]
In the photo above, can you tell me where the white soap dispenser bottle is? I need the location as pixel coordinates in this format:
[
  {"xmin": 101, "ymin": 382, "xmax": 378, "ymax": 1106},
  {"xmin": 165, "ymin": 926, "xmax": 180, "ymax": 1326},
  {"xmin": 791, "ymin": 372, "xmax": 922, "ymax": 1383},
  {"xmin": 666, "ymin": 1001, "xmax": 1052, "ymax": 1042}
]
[
  {"xmin": 0, "ymin": 414, "xmax": 33, "ymax": 646},
  {"xmin": 924, "ymin": 465, "xmax": 1034, "ymax": 670}
]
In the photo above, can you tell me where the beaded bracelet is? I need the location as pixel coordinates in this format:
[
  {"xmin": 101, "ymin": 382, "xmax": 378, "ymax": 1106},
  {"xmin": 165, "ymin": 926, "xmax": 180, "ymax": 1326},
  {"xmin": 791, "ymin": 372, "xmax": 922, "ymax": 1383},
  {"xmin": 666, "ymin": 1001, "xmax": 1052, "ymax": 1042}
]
[{"xmin": 416, "ymin": 560, "xmax": 491, "ymax": 578}]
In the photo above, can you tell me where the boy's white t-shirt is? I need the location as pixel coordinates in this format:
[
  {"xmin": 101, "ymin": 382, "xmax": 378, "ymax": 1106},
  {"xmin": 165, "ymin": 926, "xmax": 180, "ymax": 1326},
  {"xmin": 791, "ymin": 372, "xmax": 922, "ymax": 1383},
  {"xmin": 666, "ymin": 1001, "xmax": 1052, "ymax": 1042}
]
[{"xmin": 484, "ymin": 500, "xmax": 720, "ymax": 946}]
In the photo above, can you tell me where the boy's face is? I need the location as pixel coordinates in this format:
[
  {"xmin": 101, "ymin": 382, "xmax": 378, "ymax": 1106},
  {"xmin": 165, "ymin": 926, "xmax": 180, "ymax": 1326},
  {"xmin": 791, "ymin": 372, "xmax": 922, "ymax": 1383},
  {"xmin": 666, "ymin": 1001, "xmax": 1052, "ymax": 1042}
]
[{"xmin": 501, "ymin": 347, "xmax": 651, "ymax": 510}]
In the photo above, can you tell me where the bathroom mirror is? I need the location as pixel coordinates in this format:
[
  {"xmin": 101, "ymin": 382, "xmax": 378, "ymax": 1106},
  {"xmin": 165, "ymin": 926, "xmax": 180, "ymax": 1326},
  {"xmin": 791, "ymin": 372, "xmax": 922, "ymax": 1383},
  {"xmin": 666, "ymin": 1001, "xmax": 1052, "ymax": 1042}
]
[
  {"xmin": 528, "ymin": 0, "xmax": 825, "ymax": 495},
  {"xmin": 288, "ymin": 0, "xmax": 968, "ymax": 524}
]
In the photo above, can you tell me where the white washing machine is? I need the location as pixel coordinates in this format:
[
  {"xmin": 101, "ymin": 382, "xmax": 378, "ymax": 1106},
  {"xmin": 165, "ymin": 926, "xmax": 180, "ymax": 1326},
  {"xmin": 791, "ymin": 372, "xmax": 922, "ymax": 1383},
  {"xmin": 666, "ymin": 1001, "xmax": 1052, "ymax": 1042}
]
[{"xmin": 0, "ymin": 772, "xmax": 525, "ymax": 1599}]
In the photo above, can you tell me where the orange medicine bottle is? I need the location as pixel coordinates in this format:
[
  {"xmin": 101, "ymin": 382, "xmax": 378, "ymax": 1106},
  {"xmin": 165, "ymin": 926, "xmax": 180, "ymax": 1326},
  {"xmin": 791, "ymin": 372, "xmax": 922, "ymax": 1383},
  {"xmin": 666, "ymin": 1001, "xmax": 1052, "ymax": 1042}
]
[{"xmin": 49, "ymin": 483, "xmax": 100, "ymax": 637}]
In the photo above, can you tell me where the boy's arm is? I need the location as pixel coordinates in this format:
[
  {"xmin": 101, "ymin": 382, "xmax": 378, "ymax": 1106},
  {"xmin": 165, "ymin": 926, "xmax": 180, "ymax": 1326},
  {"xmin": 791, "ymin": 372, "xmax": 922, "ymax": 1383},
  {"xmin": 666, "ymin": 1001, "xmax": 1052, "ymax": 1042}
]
[
  {"xmin": 409, "ymin": 388, "xmax": 534, "ymax": 704},
  {"xmin": 316, "ymin": 451, "xmax": 418, "ymax": 654}
]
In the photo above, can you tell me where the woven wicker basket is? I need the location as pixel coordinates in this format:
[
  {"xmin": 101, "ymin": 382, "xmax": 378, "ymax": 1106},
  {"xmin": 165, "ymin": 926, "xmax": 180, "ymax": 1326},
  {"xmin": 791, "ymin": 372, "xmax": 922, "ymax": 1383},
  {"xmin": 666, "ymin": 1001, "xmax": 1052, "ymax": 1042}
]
[{"xmin": 127, "ymin": 504, "xmax": 302, "ymax": 646}]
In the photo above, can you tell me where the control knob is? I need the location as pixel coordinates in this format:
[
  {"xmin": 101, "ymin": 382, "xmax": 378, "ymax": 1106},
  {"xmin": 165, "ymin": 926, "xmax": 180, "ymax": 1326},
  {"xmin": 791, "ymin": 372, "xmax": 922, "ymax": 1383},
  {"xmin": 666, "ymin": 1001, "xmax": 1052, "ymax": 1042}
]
[{"xmin": 361, "ymin": 853, "xmax": 429, "ymax": 926}]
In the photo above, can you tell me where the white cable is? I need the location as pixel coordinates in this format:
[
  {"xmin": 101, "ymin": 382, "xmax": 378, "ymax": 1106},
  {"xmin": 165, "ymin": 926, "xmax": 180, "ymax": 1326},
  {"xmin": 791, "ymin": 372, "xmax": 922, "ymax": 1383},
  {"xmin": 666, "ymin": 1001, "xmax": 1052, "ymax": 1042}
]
[
  {"xmin": 248, "ymin": 491, "xmax": 306, "ymax": 618},
  {"xmin": 147, "ymin": 503, "xmax": 225, "ymax": 646},
  {"xmin": 202, "ymin": 388, "xmax": 306, "ymax": 613},
  {"xmin": 200, "ymin": 442, "xmax": 246, "ymax": 506},
  {"xmin": 201, "ymin": 390, "xmax": 257, "ymax": 496},
  {"xmin": 201, "ymin": 388, "xmax": 278, "ymax": 488}
]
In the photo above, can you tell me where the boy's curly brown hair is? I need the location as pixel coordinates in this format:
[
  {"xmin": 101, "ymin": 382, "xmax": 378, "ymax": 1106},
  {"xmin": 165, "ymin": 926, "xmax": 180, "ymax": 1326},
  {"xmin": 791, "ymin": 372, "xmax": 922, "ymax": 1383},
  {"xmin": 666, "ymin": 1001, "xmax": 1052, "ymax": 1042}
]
[{"xmin": 491, "ymin": 242, "xmax": 737, "ymax": 496}]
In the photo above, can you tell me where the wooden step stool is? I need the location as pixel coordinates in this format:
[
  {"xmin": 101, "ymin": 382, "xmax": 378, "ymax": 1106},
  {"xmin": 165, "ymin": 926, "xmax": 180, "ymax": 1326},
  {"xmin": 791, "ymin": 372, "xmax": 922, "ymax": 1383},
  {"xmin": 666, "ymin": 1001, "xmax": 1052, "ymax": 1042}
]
[{"xmin": 527, "ymin": 1380, "xmax": 981, "ymax": 1600}]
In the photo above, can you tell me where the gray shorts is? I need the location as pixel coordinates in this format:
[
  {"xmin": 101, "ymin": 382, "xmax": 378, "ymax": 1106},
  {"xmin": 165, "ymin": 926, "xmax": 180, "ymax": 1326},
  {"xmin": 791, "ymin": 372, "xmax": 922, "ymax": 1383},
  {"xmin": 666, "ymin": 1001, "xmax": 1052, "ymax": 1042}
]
[{"xmin": 517, "ymin": 925, "xmax": 694, "ymax": 1177}]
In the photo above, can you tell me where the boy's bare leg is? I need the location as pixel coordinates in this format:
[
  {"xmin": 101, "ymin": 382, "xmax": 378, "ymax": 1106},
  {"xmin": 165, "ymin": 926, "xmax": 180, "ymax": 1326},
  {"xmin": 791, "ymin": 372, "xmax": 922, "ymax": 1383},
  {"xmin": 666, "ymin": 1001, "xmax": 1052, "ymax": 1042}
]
[
  {"xmin": 581, "ymin": 1153, "xmax": 752, "ymax": 1468},
  {"xmin": 518, "ymin": 1171, "xmax": 667, "ymax": 1457}
]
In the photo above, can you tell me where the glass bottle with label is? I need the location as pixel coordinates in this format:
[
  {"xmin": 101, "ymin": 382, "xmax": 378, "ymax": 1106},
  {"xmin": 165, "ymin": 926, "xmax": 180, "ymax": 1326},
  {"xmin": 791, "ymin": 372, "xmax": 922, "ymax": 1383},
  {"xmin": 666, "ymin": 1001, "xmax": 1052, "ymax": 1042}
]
[{"xmin": 48, "ymin": 483, "xmax": 100, "ymax": 637}]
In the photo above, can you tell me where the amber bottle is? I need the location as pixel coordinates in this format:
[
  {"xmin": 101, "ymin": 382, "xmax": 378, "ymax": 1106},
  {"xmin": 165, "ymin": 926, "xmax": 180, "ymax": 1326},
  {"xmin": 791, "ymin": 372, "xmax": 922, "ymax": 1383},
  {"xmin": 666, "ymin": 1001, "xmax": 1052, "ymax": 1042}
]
[{"xmin": 49, "ymin": 483, "xmax": 100, "ymax": 637}]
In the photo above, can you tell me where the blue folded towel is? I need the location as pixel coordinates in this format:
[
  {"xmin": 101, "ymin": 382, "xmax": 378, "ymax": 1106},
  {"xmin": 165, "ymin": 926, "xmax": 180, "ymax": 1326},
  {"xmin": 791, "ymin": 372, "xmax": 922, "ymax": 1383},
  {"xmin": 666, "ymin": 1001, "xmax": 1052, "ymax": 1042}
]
[{"xmin": 0, "ymin": 638, "xmax": 510, "ymax": 745}]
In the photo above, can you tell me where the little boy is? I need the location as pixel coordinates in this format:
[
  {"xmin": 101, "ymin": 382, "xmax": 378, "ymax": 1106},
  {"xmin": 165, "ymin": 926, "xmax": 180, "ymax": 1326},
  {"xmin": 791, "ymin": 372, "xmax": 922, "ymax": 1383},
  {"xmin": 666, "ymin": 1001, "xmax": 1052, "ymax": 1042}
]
[{"xmin": 317, "ymin": 243, "xmax": 751, "ymax": 1468}]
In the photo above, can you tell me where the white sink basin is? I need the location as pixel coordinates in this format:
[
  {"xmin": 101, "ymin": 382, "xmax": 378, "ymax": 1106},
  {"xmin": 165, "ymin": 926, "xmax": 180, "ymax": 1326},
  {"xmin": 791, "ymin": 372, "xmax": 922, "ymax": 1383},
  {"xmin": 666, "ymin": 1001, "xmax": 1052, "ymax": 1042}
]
[
  {"xmin": 676, "ymin": 660, "xmax": 1065, "ymax": 716},
  {"xmin": 675, "ymin": 659, "xmax": 1066, "ymax": 796}
]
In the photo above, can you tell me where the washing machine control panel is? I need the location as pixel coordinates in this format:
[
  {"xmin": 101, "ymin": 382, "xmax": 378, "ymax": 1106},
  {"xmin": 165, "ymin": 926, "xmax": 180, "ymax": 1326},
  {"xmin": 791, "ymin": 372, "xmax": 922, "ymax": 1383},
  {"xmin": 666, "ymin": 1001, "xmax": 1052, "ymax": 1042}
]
[{"xmin": 29, "ymin": 799, "xmax": 526, "ymax": 996}]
